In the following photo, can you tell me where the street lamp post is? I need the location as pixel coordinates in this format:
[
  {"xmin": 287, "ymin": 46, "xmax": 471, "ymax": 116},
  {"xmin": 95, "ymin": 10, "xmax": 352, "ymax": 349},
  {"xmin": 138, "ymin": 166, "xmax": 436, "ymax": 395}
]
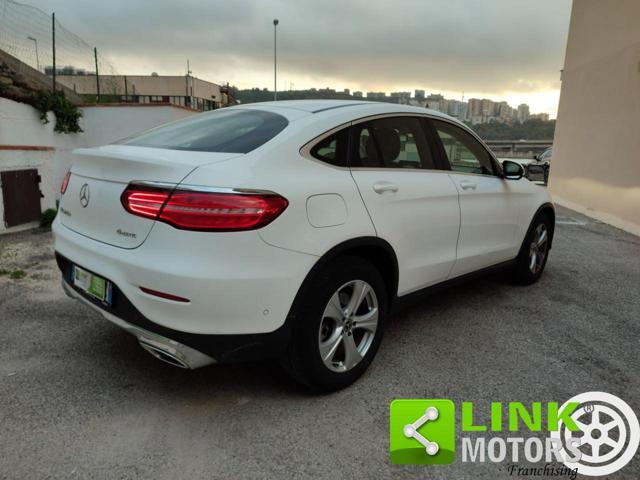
[
  {"xmin": 273, "ymin": 18, "xmax": 279, "ymax": 101},
  {"xmin": 27, "ymin": 36, "xmax": 39, "ymax": 72}
]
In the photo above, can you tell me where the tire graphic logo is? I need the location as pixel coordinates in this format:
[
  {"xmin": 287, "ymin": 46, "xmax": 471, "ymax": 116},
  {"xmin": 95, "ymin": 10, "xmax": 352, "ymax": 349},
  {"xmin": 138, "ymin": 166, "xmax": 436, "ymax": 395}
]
[{"xmin": 550, "ymin": 392, "xmax": 639, "ymax": 476}]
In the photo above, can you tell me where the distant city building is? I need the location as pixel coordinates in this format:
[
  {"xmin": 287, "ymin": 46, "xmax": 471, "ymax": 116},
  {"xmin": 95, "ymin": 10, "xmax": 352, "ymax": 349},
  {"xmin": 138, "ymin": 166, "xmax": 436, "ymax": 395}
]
[
  {"xmin": 424, "ymin": 93, "xmax": 444, "ymax": 111},
  {"xmin": 463, "ymin": 98, "xmax": 531, "ymax": 124},
  {"xmin": 517, "ymin": 103, "xmax": 531, "ymax": 123},
  {"xmin": 55, "ymin": 74, "xmax": 233, "ymax": 110},
  {"xmin": 530, "ymin": 112, "xmax": 550, "ymax": 121},
  {"xmin": 467, "ymin": 98, "xmax": 488, "ymax": 123},
  {"xmin": 451, "ymin": 100, "xmax": 468, "ymax": 119},
  {"xmin": 390, "ymin": 91, "xmax": 411, "ymax": 103},
  {"xmin": 496, "ymin": 101, "xmax": 514, "ymax": 122},
  {"xmin": 232, "ymin": 86, "xmax": 548, "ymax": 124},
  {"xmin": 406, "ymin": 99, "xmax": 424, "ymax": 107}
]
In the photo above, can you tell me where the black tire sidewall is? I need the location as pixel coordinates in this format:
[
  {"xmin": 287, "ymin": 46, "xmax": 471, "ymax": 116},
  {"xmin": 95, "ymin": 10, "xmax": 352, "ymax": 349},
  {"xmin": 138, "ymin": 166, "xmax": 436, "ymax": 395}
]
[
  {"xmin": 514, "ymin": 213, "xmax": 552, "ymax": 284},
  {"xmin": 289, "ymin": 256, "xmax": 388, "ymax": 391}
]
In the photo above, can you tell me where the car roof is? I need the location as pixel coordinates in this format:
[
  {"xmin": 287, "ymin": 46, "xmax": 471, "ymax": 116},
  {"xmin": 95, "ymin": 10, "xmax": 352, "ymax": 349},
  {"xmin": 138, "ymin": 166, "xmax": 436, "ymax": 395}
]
[{"xmin": 235, "ymin": 99, "xmax": 456, "ymax": 122}]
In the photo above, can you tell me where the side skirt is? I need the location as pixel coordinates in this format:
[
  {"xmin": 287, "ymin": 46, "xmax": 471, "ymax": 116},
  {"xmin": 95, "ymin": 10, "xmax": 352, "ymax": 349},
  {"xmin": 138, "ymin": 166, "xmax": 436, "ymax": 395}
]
[{"xmin": 390, "ymin": 259, "xmax": 516, "ymax": 314}]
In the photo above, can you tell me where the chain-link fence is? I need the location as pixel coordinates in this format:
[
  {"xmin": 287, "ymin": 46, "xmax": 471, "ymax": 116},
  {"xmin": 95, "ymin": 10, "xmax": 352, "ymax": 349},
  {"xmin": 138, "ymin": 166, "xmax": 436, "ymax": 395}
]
[{"xmin": 0, "ymin": 0, "xmax": 119, "ymax": 95}]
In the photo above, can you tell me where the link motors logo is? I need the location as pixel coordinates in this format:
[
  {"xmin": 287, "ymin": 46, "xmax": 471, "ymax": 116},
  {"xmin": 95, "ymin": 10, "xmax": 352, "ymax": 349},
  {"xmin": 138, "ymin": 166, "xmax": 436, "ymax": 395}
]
[{"xmin": 389, "ymin": 392, "xmax": 639, "ymax": 477}]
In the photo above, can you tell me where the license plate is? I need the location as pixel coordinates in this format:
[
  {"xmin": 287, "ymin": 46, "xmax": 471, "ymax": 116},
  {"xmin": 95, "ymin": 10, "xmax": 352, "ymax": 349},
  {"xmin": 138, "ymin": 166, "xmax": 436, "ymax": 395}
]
[{"xmin": 72, "ymin": 265, "xmax": 112, "ymax": 305}]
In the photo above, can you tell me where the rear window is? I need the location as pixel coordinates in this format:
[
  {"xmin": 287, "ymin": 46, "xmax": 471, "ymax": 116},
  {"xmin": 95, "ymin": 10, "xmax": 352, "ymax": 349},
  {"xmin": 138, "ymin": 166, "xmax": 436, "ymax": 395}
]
[{"xmin": 121, "ymin": 109, "xmax": 288, "ymax": 153}]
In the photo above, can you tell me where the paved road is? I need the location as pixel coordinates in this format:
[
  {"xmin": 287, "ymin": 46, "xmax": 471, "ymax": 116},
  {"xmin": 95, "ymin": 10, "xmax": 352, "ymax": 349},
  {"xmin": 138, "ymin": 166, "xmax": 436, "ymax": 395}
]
[{"xmin": 1, "ymin": 206, "xmax": 639, "ymax": 479}]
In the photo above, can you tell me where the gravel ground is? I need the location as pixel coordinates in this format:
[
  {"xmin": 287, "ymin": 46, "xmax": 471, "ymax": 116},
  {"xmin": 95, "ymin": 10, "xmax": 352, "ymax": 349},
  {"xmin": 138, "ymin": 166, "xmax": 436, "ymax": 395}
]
[{"xmin": 0, "ymin": 205, "xmax": 639, "ymax": 479}]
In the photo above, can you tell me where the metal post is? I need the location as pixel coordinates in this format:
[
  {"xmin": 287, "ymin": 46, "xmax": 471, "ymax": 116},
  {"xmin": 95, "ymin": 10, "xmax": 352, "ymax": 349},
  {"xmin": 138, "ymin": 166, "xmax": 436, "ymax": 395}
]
[
  {"xmin": 124, "ymin": 75, "xmax": 128, "ymax": 101},
  {"xmin": 51, "ymin": 13, "xmax": 56, "ymax": 92},
  {"xmin": 94, "ymin": 47, "xmax": 100, "ymax": 103},
  {"xmin": 273, "ymin": 19, "xmax": 278, "ymax": 101}
]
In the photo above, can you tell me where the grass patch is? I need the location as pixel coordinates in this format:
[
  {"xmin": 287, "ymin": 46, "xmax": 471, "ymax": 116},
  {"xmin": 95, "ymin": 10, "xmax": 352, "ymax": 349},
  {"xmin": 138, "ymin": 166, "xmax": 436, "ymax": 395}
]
[
  {"xmin": 0, "ymin": 268, "xmax": 10, "ymax": 276},
  {"xmin": 9, "ymin": 270, "xmax": 26, "ymax": 280}
]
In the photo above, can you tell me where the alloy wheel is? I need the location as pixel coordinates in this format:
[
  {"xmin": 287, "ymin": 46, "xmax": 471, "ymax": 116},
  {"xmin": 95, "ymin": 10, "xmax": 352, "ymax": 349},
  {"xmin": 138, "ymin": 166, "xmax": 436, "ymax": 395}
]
[
  {"xmin": 318, "ymin": 280, "xmax": 379, "ymax": 373},
  {"xmin": 529, "ymin": 223, "xmax": 548, "ymax": 274}
]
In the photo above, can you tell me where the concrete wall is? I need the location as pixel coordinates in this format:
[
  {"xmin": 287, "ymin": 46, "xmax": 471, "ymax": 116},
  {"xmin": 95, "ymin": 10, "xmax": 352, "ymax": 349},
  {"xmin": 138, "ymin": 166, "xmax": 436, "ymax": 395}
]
[
  {"xmin": 56, "ymin": 75, "xmax": 223, "ymax": 104},
  {"xmin": 0, "ymin": 98, "xmax": 196, "ymax": 233},
  {"xmin": 549, "ymin": 0, "xmax": 640, "ymax": 235}
]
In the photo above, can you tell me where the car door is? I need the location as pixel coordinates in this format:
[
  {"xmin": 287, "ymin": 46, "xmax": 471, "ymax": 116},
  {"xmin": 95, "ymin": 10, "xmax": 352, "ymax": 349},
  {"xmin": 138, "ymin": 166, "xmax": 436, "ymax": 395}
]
[
  {"xmin": 349, "ymin": 116, "xmax": 460, "ymax": 295},
  {"xmin": 429, "ymin": 119, "xmax": 521, "ymax": 277}
]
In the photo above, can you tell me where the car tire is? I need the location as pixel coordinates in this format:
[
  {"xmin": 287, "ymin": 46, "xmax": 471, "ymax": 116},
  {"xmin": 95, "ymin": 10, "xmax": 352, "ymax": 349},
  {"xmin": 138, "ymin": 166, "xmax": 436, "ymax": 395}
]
[
  {"xmin": 512, "ymin": 212, "xmax": 552, "ymax": 285},
  {"xmin": 281, "ymin": 256, "xmax": 388, "ymax": 392}
]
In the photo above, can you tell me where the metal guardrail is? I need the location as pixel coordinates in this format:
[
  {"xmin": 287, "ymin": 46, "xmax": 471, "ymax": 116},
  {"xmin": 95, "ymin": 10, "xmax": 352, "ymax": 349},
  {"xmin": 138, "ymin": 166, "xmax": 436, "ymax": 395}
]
[{"xmin": 485, "ymin": 139, "xmax": 552, "ymax": 159}]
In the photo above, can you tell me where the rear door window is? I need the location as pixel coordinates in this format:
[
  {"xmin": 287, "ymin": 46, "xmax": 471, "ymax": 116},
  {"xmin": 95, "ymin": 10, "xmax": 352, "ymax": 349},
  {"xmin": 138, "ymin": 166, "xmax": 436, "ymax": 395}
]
[
  {"xmin": 351, "ymin": 117, "xmax": 436, "ymax": 169},
  {"xmin": 121, "ymin": 109, "xmax": 288, "ymax": 153}
]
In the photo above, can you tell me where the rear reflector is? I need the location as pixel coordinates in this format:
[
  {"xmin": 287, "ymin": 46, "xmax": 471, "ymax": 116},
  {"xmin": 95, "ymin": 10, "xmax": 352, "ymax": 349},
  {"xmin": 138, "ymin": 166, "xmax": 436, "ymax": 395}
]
[
  {"xmin": 61, "ymin": 170, "xmax": 71, "ymax": 194},
  {"xmin": 140, "ymin": 286, "xmax": 190, "ymax": 303},
  {"xmin": 121, "ymin": 185, "xmax": 288, "ymax": 231}
]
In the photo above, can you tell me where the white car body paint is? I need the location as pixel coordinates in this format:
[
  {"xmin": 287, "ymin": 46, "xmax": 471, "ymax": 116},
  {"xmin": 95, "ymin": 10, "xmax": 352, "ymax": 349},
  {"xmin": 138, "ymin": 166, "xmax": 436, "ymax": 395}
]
[{"xmin": 53, "ymin": 100, "xmax": 553, "ymax": 365}]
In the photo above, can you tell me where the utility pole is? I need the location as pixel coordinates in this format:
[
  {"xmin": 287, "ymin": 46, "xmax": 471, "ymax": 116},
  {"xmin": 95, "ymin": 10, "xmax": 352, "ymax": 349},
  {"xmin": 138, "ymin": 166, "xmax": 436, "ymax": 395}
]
[
  {"xmin": 94, "ymin": 47, "xmax": 100, "ymax": 103},
  {"xmin": 186, "ymin": 59, "xmax": 192, "ymax": 108},
  {"xmin": 51, "ymin": 13, "xmax": 56, "ymax": 92},
  {"xmin": 273, "ymin": 19, "xmax": 279, "ymax": 101}
]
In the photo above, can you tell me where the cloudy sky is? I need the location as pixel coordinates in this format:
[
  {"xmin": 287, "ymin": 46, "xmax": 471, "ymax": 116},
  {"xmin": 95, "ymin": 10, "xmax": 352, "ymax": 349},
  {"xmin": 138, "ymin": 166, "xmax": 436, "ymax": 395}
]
[{"xmin": 27, "ymin": 0, "xmax": 572, "ymax": 117}]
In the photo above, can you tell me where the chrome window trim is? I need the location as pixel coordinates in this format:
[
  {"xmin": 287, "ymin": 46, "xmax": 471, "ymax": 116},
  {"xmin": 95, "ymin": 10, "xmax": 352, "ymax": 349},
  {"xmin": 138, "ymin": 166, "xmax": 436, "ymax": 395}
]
[
  {"xmin": 298, "ymin": 112, "xmax": 503, "ymax": 177},
  {"xmin": 298, "ymin": 121, "xmax": 352, "ymax": 170}
]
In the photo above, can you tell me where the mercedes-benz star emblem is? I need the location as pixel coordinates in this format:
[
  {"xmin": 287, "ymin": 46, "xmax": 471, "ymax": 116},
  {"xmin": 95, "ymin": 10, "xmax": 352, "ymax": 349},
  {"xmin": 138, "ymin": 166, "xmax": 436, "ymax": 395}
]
[{"xmin": 79, "ymin": 183, "xmax": 90, "ymax": 208}]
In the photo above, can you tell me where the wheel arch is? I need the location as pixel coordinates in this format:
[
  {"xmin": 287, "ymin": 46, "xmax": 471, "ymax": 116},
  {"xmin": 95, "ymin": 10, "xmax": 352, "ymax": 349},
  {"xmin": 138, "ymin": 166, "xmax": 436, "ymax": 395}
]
[
  {"xmin": 286, "ymin": 237, "xmax": 399, "ymax": 322},
  {"xmin": 534, "ymin": 202, "xmax": 555, "ymax": 249},
  {"xmin": 518, "ymin": 202, "xmax": 555, "ymax": 258}
]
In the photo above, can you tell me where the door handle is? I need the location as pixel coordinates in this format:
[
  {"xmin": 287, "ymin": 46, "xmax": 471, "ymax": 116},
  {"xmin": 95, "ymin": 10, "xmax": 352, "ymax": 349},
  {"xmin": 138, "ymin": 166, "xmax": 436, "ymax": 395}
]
[
  {"xmin": 372, "ymin": 182, "xmax": 399, "ymax": 194},
  {"xmin": 459, "ymin": 180, "xmax": 477, "ymax": 190}
]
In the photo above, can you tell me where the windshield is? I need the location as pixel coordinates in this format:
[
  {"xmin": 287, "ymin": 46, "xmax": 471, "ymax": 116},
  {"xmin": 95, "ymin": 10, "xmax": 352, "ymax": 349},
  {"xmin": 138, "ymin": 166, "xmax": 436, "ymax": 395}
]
[
  {"xmin": 120, "ymin": 109, "xmax": 288, "ymax": 153},
  {"xmin": 539, "ymin": 147, "xmax": 552, "ymax": 161}
]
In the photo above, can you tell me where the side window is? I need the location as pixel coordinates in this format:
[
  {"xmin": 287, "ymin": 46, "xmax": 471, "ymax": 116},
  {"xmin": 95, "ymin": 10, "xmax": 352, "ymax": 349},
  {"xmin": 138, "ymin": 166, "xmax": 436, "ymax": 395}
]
[
  {"xmin": 310, "ymin": 127, "xmax": 349, "ymax": 167},
  {"xmin": 351, "ymin": 117, "xmax": 436, "ymax": 169},
  {"xmin": 431, "ymin": 120, "xmax": 495, "ymax": 175}
]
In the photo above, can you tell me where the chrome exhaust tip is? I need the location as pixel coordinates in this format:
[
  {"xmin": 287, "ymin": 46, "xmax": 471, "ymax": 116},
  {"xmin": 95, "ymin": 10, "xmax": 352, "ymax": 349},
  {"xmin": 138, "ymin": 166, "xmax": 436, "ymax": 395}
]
[
  {"xmin": 139, "ymin": 340, "xmax": 190, "ymax": 369},
  {"xmin": 62, "ymin": 279, "xmax": 217, "ymax": 369}
]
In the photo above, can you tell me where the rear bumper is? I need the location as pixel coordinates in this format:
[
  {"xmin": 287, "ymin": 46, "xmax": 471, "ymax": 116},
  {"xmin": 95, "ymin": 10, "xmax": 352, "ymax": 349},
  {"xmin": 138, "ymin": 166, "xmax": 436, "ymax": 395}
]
[
  {"xmin": 52, "ymin": 215, "xmax": 317, "ymax": 335},
  {"xmin": 61, "ymin": 279, "xmax": 216, "ymax": 368},
  {"xmin": 57, "ymin": 254, "xmax": 296, "ymax": 363},
  {"xmin": 52, "ymin": 213, "xmax": 319, "ymax": 363}
]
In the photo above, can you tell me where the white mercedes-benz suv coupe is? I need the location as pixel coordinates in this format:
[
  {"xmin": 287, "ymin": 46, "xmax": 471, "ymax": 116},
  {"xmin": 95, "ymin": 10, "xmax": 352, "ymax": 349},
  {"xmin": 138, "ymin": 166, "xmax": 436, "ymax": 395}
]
[{"xmin": 53, "ymin": 100, "xmax": 554, "ymax": 391}]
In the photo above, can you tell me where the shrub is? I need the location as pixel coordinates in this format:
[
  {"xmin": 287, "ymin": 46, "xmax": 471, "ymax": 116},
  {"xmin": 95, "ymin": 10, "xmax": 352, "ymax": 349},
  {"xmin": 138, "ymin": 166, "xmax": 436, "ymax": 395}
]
[
  {"xmin": 40, "ymin": 208, "xmax": 58, "ymax": 229},
  {"xmin": 34, "ymin": 91, "xmax": 83, "ymax": 134}
]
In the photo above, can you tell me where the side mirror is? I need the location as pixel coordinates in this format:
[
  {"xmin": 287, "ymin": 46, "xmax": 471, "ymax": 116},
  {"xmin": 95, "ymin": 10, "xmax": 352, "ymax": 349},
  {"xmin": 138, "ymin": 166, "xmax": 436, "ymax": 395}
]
[
  {"xmin": 502, "ymin": 160, "xmax": 524, "ymax": 180},
  {"xmin": 533, "ymin": 154, "xmax": 540, "ymax": 160}
]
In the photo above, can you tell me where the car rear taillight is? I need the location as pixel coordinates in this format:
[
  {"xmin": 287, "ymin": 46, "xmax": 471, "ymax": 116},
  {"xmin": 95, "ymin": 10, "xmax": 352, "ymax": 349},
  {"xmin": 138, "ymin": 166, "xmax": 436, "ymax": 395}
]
[
  {"xmin": 60, "ymin": 170, "xmax": 72, "ymax": 194},
  {"xmin": 121, "ymin": 186, "xmax": 171, "ymax": 220},
  {"xmin": 121, "ymin": 185, "xmax": 288, "ymax": 231}
]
